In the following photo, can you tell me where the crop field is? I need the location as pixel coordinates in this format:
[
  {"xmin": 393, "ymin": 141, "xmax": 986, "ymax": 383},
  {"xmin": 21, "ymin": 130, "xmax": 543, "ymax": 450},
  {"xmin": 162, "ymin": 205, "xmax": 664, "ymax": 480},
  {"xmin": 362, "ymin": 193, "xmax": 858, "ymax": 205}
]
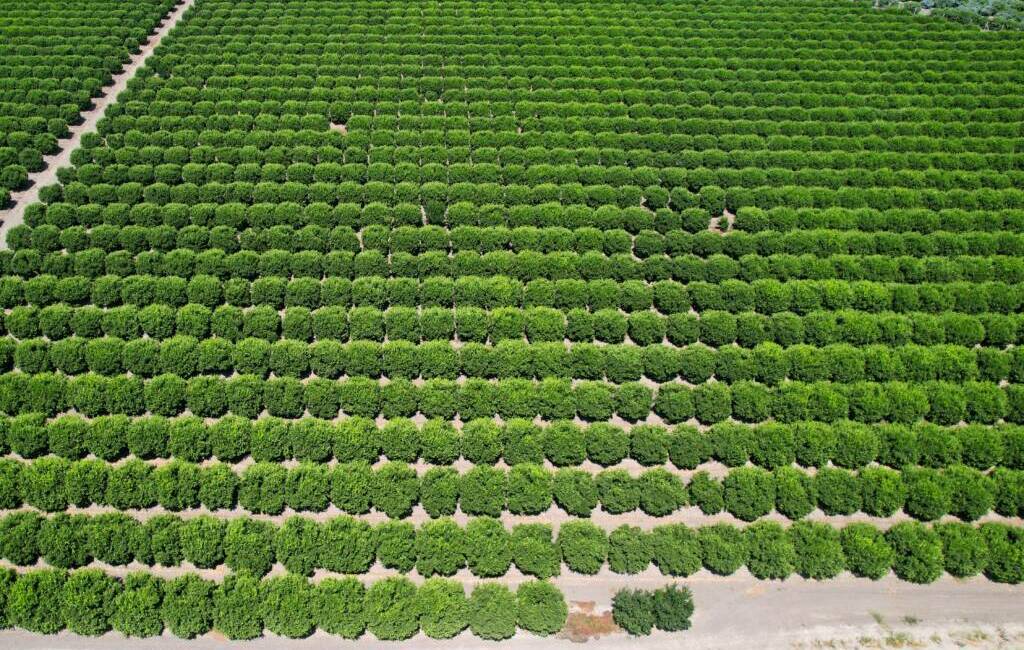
[
  {"xmin": 0, "ymin": 0, "xmax": 1022, "ymax": 646},
  {"xmin": 0, "ymin": 0, "xmax": 178, "ymax": 206}
]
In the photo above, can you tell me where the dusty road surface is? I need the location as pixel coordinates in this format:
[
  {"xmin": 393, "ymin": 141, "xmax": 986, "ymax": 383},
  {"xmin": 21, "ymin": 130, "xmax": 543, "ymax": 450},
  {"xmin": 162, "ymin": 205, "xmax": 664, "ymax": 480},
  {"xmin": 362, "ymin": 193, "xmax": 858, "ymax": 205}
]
[
  {"xmin": 0, "ymin": 0, "xmax": 197, "ymax": 247},
  {"xmin": 2, "ymin": 573, "xmax": 1022, "ymax": 649}
]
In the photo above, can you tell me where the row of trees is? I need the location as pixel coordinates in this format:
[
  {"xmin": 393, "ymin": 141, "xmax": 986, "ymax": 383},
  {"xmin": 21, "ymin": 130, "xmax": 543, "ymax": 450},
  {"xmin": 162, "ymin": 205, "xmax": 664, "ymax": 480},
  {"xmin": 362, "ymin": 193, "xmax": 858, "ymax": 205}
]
[
  {"xmin": 3, "ymin": 270, "xmax": 1020, "ymax": 318},
  {"xmin": 0, "ymin": 569, "xmax": 566, "ymax": 640},
  {"xmin": 24, "ymin": 201, "xmax": 1024, "ymax": 238},
  {"xmin": 91, "ymin": 102, "xmax": 1024, "ymax": 145},
  {"xmin": 2, "ymin": 513, "xmax": 1021, "ymax": 584},
  {"xmin": 3, "ymin": 303, "xmax": 1020, "ymax": 350},
  {"xmin": 11, "ymin": 242, "xmax": 1024, "ymax": 291},
  {"xmin": 27, "ymin": 173, "xmax": 1024, "ymax": 212},
  {"xmin": 3, "ymin": 414, "xmax": 1019, "ymax": 470},
  {"xmin": 41, "ymin": 149, "xmax": 1024, "ymax": 195},
  {"xmin": 734, "ymin": 206, "xmax": 1024, "ymax": 235},
  {"xmin": 5, "ymin": 455, "xmax": 1023, "ymax": 520},
  {"xmin": 2, "ymin": 370, "xmax": 1020, "ymax": 425},
  {"xmin": 93, "ymin": 87, "xmax": 1024, "ymax": 131},
  {"xmin": 5, "ymin": 336, "xmax": 1020, "ymax": 386},
  {"xmin": 14, "ymin": 221, "xmax": 1024, "ymax": 263},
  {"xmin": 90, "ymin": 95, "xmax": 1024, "ymax": 137},
  {"xmin": 94, "ymin": 86, "xmax": 1023, "ymax": 135}
]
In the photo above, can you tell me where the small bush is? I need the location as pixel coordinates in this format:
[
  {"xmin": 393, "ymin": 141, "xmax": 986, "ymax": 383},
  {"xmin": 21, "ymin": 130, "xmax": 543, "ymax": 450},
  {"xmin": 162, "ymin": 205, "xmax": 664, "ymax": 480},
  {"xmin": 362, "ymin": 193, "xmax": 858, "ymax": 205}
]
[
  {"xmin": 516, "ymin": 580, "xmax": 567, "ymax": 636},
  {"xmin": 415, "ymin": 578, "xmax": 468, "ymax": 639},
  {"xmin": 315, "ymin": 577, "xmax": 366, "ymax": 639},
  {"xmin": 650, "ymin": 524, "xmax": 702, "ymax": 577},
  {"xmin": 745, "ymin": 521, "xmax": 795, "ymax": 580},
  {"xmin": 111, "ymin": 572, "xmax": 164, "ymax": 638},
  {"xmin": 468, "ymin": 583, "xmax": 516, "ymax": 641},
  {"xmin": 886, "ymin": 522, "xmax": 944, "ymax": 584},
  {"xmin": 611, "ymin": 588, "xmax": 655, "ymax": 636},
  {"xmin": 365, "ymin": 576, "xmax": 419, "ymax": 641},
  {"xmin": 9, "ymin": 569, "xmax": 66, "ymax": 634},
  {"xmin": 162, "ymin": 574, "xmax": 214, "ymax": 639},
  {"xmin": 224, "ymin": 518, "xmax": 275, "ymax": 577},
  {"xmin": 608, "ymin": 525, "xmax": 651, "ymax": 574},
  {"xmin": 840, "ymin": 523, "xmax": 894, "ymax": 580},
  {"xmin": 723, "ymin": 467, "xmax": 775, "ymax": 521},
  {"xmin": 789, "ymin": 521, "xmax": 845, "ymax": 579},
  {"xmin": 511, "ymin": 523, "xmax": 561, "ymax": 579},
  {"xmin": 261, "ymin": 574, "xmax": 316, "ymax": 639},
  {"xmin": 213, "ymin": 572, "xmax": 263, "ymax": 640}
]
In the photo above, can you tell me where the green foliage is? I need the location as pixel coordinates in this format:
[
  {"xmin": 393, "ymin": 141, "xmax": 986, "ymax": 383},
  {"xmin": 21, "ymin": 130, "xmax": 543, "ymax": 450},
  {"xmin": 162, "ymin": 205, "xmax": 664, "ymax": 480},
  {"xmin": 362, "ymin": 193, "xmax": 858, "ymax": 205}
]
[
  {"xmin": 723, "ymin": 467, "xmax": 775, "ymax": 521},
  {"xmin": 224, "ymin": 518, "xmax": 276, "ymax": 577},
  {"xmin": 88, "ymin": 512, "xmax": 139, "ymax": 566},
  {"xmin": 558, "ymin": 520, "xmax": 607, "ymax": 575},
  {"xmin": 774, "ymin": 466, "xmax": 816, "ymax": 519},
  {"xmin": 9, "ymin": 569, "xmax": 66, "ymax": 634},
  {"xmin": 608, "ymin": 525, "xmax": 651, "ymax": 574},
  {"xmin": 416, "ymin": 578, "xmax": 468, "ymax": 639},
  {"xmin": 110, "ymin": 572, "xmax": 164, "ymax": 638},
  {"xmin": 511, "ymin": 523, "xmax": 561, "ymax": 579},
  {"xmin": 274, "ymin": 516, "xmax": 320, "ymax": 576},
  {"xmin": 980, "ymin": 523, "xmax": 1024, "ymax": 584},
  {"xmin": 886, "ymin": 522, "xmax": 944, "ymax": 584},
  {"xmin": 814, "ymin": 467, "xmax": 863, "ymax": 516},
  {"xmin": 468, "ymin": 583, "xmax": 516, "ymax": 641},
  {"xmin": 552, "ymin": 467, "xmax": 598, "ymax": 516},
  {"xmin": 465, "ymin": 517, "xmax": 512, "ymax": 578},
  {"xmin": 840, "ymin": 523, "xmax": 894, "ymax": 580},
  {"xmin": 935, "ymin": 522, "xmax": 989, "ymax": 578},
  {"xmin": 611, "ymin": 588, "xmax": 655, "ymax": 636},
  {"xmin": 460, "ymin": 465, "xmax": 506, "ymax": 517},
  {"xmin": 213, "ymin": 572, "xmax": 263, "ymax": 640},
  {"xmin": 320, "ymin": 516, "xmax": 374, "ymax": 574},
  {"xmin": 688, "ymin": 470, "xmax": 724, "ymax": 514},
  {"xmin": 374, "ymin": 521, "xmax": 417, "ymax": 572},
  {"xmin": 372, "ymin": 461, "xmax": 419, "ymax": 518},
  {"xmin": 650, "ymin": 524, "xmax": 702, "ymax": 577},
  {"xmin": 508, "ymin": 463, "xmax": 554, "ymax": 515},
  {"xmin": 789, "ymin": 521, "xmax": 845, "ymax": 579},
  {"xmin": 316, "ymin": 577, "xmax": 366, "ymax": 639},
  {"xmin": 262, "ymin": 574, "xmax": 316, "ymax": 638},
  {"xmin": 416, "ymin": 518, "xmax": 466, "ymax": 577},
  {"xmin": 649, "ymin": 584, "xmax": 694, "ymax": 632},
  {"xmin": 596, "ymin": 468, "xmax": 639, "ymax": 514},
  {"xmin": 161, "ymin": 574, "xmax": 214, "ymax": 639},
  {"xmin": 39, "ymin": 513, "xmax": 91, "ymax": 569},
  {"xmin": 745, "ymin": 521, "xmax": 796, "ymax": 580},
  {"xmin": 859, "ymin": 466, "xmax": 906, "ymax": 517},
  {"xmin": 516, "ymin": 580, "xmax": 567, "ymax": 636},
  {"xmin": 365, "ymin": 577, "xmax": 419, "ymax": 641}
]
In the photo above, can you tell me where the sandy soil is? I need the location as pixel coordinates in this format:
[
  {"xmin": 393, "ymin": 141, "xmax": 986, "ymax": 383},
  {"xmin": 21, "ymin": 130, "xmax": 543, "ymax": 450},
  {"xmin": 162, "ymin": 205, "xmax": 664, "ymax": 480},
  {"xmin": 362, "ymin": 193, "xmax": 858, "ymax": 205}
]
[
  {"xmin": 0, "ymin": 573, "xmax": 1021, "ymax": 648},
  {"xmin": 0, "ymin": 0, "xmax": 197, "ymax": 248}
]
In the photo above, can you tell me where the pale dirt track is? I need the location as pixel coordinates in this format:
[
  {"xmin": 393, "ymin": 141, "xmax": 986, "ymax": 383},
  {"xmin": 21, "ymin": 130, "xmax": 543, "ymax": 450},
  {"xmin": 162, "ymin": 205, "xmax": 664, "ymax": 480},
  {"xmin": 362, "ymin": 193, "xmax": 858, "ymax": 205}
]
[
  {"xmin": 0, "ymin": 573, "xmax": 1022, "ymax": 648},
  {"xmin": 0, "ymin": 0, "xmax": 197, "ymax": 247}
]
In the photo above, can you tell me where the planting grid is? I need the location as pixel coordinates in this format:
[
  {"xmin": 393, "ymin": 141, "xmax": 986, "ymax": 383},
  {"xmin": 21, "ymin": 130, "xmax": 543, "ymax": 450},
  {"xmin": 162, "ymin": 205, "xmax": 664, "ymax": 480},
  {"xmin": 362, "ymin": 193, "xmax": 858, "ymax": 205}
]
[
  {"xmin": 0, "ymin": 0, "xmax": 1023, "ymax": 643},
  {"xmin": 0, "ymin": 0, "xmax": 178, "ymax": 206}
]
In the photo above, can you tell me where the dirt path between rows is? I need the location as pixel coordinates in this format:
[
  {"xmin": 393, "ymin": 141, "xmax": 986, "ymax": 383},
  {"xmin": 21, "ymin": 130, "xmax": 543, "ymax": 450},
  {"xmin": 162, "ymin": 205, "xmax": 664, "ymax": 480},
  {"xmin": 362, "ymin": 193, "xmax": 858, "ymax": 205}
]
[
  {"xmin": 0, "ymin": 0, "xmax": 197, "ymax": 248},
  {"xmin": 0, "ymin": 573, "xmax": 1021, "ymax": 648}
]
